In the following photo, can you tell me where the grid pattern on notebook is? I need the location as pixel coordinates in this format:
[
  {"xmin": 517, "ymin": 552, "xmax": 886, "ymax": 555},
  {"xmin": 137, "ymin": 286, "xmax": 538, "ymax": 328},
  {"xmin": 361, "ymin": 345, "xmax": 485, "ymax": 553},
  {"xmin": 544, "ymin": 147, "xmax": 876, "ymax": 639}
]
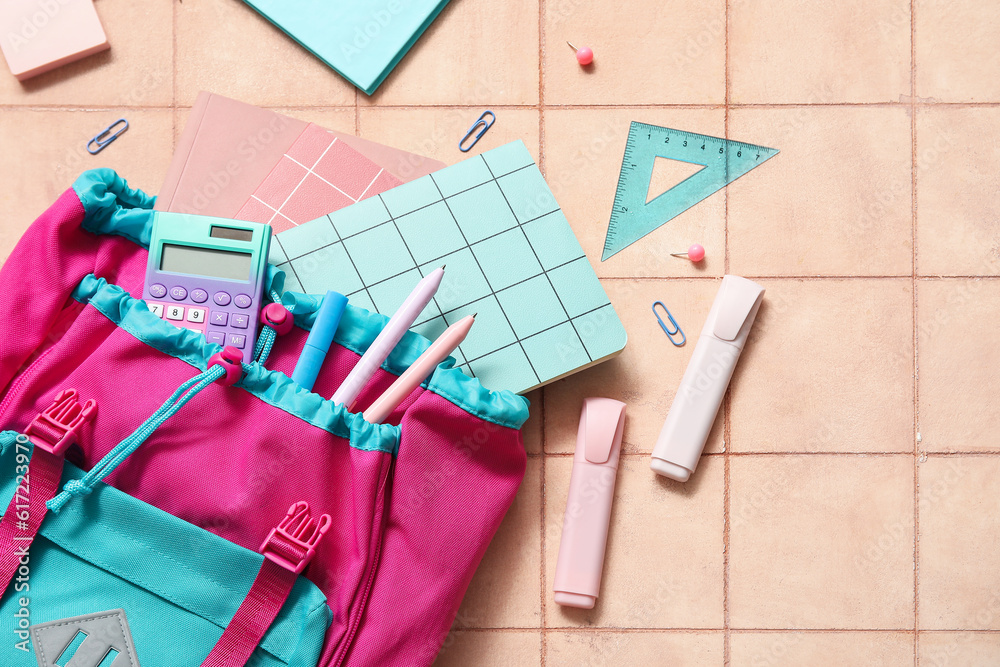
[
  {"xmin": 237, "ymin": 123, "xmax": 402, "ymax": 233},
  {"xmin": 270, "ymin": 140, "xmax": 627, "ymax": 394}
]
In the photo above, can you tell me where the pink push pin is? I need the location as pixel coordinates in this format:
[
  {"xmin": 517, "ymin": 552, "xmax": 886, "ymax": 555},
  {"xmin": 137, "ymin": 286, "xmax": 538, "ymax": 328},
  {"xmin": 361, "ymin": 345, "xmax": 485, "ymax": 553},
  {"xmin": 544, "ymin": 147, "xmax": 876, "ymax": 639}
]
[
  {"xmin": 670, "ymin": 243, "xmax": 705, "ymax": 263},
  {"xmin": 567, "ymin": 41, "xmax": 594, "ymax": 66}
]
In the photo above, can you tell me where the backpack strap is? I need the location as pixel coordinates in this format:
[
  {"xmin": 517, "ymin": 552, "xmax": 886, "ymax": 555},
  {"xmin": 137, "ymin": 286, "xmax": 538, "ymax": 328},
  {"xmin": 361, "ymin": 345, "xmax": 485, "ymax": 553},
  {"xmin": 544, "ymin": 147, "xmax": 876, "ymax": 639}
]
[
  {"xmin": 202, "ymin": 502, "xmax": 331, "ymax": 667},
  {"xmin": 0, "ymin": 390, "xmax": 96, "ymax": 595}
]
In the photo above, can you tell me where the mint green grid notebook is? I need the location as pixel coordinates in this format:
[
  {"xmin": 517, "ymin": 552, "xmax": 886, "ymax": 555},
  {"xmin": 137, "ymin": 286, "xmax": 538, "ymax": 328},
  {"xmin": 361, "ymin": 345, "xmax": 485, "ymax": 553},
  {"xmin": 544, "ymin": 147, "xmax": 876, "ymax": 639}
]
[
  {"xmin": 242, "ymin": 0, "xmax": 450, "ymax": 95},
  {"xmin": 270, "ymin": 141, "xmax": 628, "ymax": 394}
]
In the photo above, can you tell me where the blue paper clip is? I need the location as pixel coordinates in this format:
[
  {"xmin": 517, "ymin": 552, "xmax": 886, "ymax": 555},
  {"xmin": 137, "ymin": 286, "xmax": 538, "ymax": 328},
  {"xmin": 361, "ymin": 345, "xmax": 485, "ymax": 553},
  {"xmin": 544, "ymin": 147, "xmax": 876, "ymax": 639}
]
[
  {"xmin": 652, "ymin": 301, "xmax": 685, "ymax": 346},
  {"xmin": 87, "ymin": 118, "xmax": 129, "ymax": 155},
  {"xmin": 459, "ymin": 111, "xmax": 495, "ymax": 152}
]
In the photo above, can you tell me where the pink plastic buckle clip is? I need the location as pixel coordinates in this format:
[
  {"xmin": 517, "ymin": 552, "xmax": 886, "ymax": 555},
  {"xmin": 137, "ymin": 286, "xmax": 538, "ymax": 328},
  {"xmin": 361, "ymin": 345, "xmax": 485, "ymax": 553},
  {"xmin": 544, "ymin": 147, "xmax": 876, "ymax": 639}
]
[
  {"xmin": 261, "ymin": 303, "xmax": 293, "ymax": 336},
  {"xmin": 24, "ymin": 389, "xmax": 97, "ymax": 456},
  {"xmin": 209, "ymin": 346, "xmax": 243, "ymax": 386},
  {"xmin": 260, "ymin": 502, "xmax": 332, "ymax": 574}
]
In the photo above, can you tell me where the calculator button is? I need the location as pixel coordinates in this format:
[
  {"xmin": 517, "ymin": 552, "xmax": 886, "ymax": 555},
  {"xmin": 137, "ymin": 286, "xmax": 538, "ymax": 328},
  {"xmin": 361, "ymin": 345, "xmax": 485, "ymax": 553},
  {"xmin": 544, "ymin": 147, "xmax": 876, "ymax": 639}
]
[
  {"xmin": 149, "ymin": 284, "xmax": 167, "ymax": 298},
  {"xmin": 231, "ymin": 313, "xmax": 250, "ymax": 329},
  {"xmin": 190, "ymin": 288, "xmax": 209, "ymax": 303},
  {"xmin": 234, "ymin": 294, "xmax": 252, "ymax": 309},
  {"xmin": 169, "ymin": 286, "xmax": 188, "ymax": 301},
  {"xmin": 148, "ymin": 303, "xmax": 164, "ymax": 317},
  {"xmin": 187, "ymin": 308, "xmax": 206, "ymax": 323},
  {"xmin": 207, "ymin": 332, "xmax": 226, "ymax": 346},
  {"xmin": 227, "ymin": 334, "xmax": 246, "ymax": 349},
  {"xmin": 165, "ymin": 306, "xmax": 185, "ymax": 321},
  {"xmin": 214, "ymin": 291, "xmax": 232, "ymax": 306},
  {"xmin": 210, "ymin": 311, "xmax": 229, "ymax": 327}
]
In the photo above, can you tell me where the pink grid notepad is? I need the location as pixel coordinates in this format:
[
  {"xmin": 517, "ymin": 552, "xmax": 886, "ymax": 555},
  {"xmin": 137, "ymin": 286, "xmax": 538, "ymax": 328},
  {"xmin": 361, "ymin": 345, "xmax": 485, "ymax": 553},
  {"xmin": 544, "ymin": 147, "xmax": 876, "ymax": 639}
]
[{"xmin": 237, "ymin": 123, "xmax": 402, "ymax": 232}]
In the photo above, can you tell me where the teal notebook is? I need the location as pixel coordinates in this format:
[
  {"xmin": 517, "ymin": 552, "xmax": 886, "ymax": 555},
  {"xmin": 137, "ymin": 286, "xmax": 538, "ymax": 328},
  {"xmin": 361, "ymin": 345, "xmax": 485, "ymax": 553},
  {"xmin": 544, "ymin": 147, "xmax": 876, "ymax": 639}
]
[
  {"xmin": 243, "ymin": 0, "xmax": 450, "ymax": 95},
  {"xmin": 271, "ymin": 141, "xmax": 628, "ymax": 394}
]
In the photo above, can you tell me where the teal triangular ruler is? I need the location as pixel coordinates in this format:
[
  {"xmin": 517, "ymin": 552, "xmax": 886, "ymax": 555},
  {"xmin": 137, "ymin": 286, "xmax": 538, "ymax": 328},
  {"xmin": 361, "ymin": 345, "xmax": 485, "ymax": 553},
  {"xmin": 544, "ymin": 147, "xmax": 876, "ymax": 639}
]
[{"xmin": 602, "ymin": 121, "xmax": 779, "ymax": 260}]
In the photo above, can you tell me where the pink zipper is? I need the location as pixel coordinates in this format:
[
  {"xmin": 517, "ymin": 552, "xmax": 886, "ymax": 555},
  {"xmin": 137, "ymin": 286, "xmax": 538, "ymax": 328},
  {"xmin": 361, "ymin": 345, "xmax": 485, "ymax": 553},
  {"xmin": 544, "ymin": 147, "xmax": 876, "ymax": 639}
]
[
  {"xmin": 333, "ymin": 457, "xmax": 392, "ymax": 666},
  {"xmin": 0, "ymin": 346, "xmax": 55, "ymax": 424}
]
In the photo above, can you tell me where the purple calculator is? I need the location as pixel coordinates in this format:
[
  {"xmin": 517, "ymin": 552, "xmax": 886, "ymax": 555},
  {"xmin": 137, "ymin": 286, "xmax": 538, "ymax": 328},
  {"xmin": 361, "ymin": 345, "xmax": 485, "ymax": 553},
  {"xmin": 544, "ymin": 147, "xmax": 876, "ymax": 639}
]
[{"xmin": 143, "ymin": 212, "xmax": 272, "ymax": 364}]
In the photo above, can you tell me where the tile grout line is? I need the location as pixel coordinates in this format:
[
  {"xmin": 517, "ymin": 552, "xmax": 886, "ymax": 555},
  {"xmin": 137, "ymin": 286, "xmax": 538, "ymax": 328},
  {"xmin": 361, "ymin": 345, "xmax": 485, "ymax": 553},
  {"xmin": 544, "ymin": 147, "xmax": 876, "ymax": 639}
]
[
  {"xmin": 171, "ymin": 0, "xmax": 178, "ymax": 154},
  {"xmin": 910, "ymin": 1, "xmax": 921, "ymax": 664},
  {"xmin": 538, "ymin": 0, "xmax": 548, "ymax": 663},
  {"xmin": 19, "ymin": 101, "xmax": 1000, "ymax": 111},
  {"xmin": 538, "ymin": 388, "xmax": 548, "ymax": 664},
  {"xmin": 459, "ymin": 627, "xmax": 976, "ymax": 633},
  {"xmin": 723, "ymin": 0, "xmax": 732, "ymax": 664}
]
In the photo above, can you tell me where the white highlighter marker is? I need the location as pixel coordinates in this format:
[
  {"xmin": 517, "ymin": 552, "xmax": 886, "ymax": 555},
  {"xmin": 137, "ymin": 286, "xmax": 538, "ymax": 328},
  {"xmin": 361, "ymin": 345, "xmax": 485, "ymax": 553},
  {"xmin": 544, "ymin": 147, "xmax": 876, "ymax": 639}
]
[{"xmin": 651, "ymin": 275, "xmax": 764, "ymax": 482}]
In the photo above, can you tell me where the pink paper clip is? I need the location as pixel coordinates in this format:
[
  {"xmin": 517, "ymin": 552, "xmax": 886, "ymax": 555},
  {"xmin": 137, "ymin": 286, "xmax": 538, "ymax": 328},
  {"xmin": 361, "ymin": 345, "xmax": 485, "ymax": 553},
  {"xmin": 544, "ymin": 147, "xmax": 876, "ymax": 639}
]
[
  {"xmin": 24, "ymin": 389, "xmax": 97, "ymax": 456},
  {"xmin": 260, "ymin": 502, "xmax": 332, "ymax": 574}
]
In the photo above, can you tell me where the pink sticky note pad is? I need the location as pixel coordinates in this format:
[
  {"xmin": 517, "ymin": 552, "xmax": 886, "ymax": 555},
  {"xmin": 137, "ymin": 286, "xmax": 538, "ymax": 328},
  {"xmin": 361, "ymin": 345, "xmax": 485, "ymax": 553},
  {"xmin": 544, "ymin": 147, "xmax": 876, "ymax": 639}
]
[{"xmin": 0, "ymin": 0, "xmax": 108, "ymax": 81}]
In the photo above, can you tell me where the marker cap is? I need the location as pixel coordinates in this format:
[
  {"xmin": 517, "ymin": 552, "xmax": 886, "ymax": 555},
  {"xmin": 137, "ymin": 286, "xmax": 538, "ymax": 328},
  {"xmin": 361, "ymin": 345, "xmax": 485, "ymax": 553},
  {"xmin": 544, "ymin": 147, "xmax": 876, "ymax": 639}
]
[
  {"xmin": 651, "ymin": 275, "xmax": 764, "ymax": 482},
  {"xmin": 291, "ymin": 290, "xmax": 348, "ymax": 391},
  {"xmin": 553, "ymin": 397, "xmax": 626, "ymax": 609}
]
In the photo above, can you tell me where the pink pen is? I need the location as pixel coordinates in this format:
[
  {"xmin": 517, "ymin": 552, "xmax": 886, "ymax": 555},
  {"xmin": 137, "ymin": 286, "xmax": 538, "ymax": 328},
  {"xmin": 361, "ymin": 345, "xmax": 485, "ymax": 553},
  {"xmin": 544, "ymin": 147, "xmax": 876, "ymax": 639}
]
[
  {"xmin": 553, "ymin": 397, "xmax": 626, "ymax": 609},
  {"xmin": 362, "ymin": 314, "xmax": 476, "ymax": 424},
  {"xmin": 332, "ymin": 266, "xmax": 445, "ymax": 410}
]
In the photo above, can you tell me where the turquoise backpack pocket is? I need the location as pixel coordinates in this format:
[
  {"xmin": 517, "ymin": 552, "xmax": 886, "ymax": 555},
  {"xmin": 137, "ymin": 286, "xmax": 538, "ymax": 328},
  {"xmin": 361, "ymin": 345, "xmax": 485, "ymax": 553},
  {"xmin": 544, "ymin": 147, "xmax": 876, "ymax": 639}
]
[{"xmin": 0, "ymin": 434, "xmax": 331, "ymax": 667}]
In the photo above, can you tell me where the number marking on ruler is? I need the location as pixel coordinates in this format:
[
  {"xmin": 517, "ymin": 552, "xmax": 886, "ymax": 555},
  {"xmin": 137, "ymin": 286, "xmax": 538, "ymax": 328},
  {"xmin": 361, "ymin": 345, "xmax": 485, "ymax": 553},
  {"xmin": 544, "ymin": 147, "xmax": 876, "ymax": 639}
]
[{"xmin": 603, "ymin": 122, "xmax": 778, "ymax": 261}]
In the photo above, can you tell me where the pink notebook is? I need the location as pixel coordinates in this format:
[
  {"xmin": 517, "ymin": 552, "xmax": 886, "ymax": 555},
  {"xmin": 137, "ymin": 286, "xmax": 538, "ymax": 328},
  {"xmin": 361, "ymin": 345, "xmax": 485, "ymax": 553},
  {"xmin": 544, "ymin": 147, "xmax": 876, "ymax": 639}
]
[
  {"xmin": 236, "ymin": 124, "xmax": 403, "ymax": 232},
  {"xmin": 156, "ymin": 92, "xmax": 444, "ymax": 218}
]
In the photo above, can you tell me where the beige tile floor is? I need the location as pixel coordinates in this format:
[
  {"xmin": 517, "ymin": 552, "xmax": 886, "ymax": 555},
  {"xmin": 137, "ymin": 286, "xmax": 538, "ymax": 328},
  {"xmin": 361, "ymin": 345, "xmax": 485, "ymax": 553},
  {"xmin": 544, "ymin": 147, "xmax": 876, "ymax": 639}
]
[{"xmin": 1, "ymin": 1, "xmax": 998, "ymax": 665}]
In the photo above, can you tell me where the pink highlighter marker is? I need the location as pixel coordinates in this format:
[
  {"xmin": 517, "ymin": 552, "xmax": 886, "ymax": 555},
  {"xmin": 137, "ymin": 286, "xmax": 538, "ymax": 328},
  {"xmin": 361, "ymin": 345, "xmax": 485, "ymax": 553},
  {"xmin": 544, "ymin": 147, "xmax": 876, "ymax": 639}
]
[{"xmin": 553, "ymin": 397, "xmax": 626, "ymax": 610}]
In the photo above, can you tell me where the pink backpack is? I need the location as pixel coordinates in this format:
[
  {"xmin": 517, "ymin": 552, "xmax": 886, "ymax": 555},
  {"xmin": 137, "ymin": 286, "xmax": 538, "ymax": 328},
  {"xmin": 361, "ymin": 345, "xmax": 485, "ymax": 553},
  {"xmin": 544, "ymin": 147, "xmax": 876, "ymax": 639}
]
[{"xmin": 0, "ymin": 170, "xmax": 528, "ymax": 665}]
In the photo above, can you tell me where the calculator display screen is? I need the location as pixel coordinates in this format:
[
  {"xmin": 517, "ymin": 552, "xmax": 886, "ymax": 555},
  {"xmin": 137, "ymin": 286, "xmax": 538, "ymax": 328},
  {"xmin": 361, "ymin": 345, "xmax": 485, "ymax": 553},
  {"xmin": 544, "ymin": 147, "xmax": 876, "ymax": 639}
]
[
  {"xmin": 210, "ymin": 225, "xmax": 254, "ymax": 242},
  {"xmin": 160, "ymin": 244, "xmax": 252, "ymax": 281}
]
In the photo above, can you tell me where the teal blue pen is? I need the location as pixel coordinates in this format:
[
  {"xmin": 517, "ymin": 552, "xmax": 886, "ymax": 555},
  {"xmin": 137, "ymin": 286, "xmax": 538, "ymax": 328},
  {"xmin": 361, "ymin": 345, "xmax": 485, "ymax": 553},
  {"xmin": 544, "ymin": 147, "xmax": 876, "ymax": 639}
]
[{"xmin": 292, "ymin": 290, "xmax": 348, "ymax": 392}]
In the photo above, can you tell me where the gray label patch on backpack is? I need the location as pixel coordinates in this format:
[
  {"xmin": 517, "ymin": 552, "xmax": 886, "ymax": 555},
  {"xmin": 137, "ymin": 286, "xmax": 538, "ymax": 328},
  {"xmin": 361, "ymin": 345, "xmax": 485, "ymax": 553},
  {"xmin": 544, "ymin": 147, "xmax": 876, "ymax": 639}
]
[{"xmin": 29, "ymin": 608, "xmax": 139, "ymax": 667}]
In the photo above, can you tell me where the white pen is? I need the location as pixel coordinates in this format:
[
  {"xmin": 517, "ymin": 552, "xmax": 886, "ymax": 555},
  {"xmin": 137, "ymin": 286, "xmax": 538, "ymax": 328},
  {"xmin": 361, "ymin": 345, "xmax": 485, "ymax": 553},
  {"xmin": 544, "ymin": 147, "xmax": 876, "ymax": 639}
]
[{"xmin": 331, "ymin": 266, "xmax": 445, "ymax": 410}]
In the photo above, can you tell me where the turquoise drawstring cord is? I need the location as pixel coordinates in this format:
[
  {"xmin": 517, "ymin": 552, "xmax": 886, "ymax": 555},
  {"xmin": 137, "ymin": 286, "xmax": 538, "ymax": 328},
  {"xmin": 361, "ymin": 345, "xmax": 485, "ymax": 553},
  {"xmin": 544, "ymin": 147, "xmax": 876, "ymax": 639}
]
[
  {"xmin": 254, "ymin": 326, "xmax": 277, "ymax": 364},
  {"xmin": 47, "ymin": 365, "xmax": 225, "ymax": 513},
  {"xmin": 253, "ymin": 289, "xmax": 285, "ymax": 366}
]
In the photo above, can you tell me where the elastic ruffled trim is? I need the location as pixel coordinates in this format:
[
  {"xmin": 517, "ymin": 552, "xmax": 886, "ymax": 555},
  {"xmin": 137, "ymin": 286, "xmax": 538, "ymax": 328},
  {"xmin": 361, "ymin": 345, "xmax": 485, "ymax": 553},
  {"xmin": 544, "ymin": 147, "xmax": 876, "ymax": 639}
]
[
  {"xmin": 72, "ymin": 169, "xmax": 287, "ymax": 297},
  {"xmin": 73, "ymin": 168, "xmax": 157, "ymax": 248},
  {"xmin": 71, "ymin": 275, "xmax": 400, "ymax": 455}
]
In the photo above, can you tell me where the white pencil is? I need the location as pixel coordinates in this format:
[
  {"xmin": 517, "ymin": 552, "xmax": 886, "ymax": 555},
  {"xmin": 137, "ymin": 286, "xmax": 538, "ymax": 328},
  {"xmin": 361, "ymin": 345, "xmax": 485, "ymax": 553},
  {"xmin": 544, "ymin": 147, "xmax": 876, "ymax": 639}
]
[{"xmin": 331, "ymin": 266, "xmax": 445, "ymax": 410}]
